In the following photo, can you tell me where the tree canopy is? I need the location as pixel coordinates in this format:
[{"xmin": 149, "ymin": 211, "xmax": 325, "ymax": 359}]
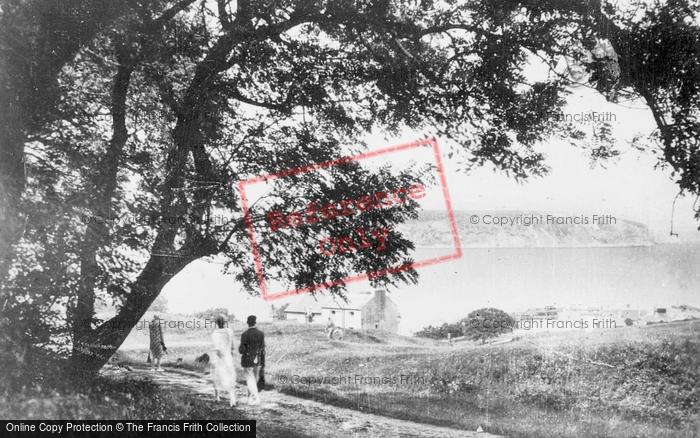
[
  {"xmin": 0, "ymin": 0, "xmax": 698, "ymax": 382},
  {"xmin": 462, "ymin": 308, "xmax": 516, "ymax": 344}
]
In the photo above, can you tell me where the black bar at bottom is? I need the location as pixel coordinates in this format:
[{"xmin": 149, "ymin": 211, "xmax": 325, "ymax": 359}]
[{"xmin": 2, "ymin": 420, "xmax": 256, "ymax": 437}]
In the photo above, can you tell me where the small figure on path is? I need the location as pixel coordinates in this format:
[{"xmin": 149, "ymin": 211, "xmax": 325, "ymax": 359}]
[
  {"xmin": 149, "ymin": 314, "xmax": 167, "ymax": 372},
  {"xmin": 326, "ymin": 317, "xmax": 335, "ymax": 339},
  {"xmin": 210, "ymin": 314, "xmax": 237, "ymax": 407},
  {"xmin": 239, "ymin": 315, "xmax": 265, "ymax": 405}
]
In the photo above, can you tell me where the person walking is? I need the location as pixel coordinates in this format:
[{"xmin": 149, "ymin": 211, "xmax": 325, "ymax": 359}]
[
  {"xmin": 211, "ymin": 314, "xmax": 237, "ymax": 407},
  {"xmin": 326, "ymin": 317, "xmax": 335, "ymax": 339},
  {"xmin": 149, "ymin": 314, "xmax": 167, "ymax": 372},
  {"xmin": 239, "ymin": 315, "xmax": 264, "ymax": 405}
]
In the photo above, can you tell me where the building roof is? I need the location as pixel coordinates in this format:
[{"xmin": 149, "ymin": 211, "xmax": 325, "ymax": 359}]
[
  {"xmin": 671, "ymin": 305, "xmax": 700, "ymax": 313},
  {"xmin": 668, "ymin": 305, "xmax": 700, "ymax": 320},
  {"xmin": 321, "ymin": 292, "xmax": 375, "ymax": 311},
  {"xmin": 641, "ymin": 314, "xmax": 670, "ymax": 322},
  {"xmin": 519, "ymin": 307, "xmax": 561, "ymax": 316},
  {"xmin": 602, "ymin": 312, "xmax": 626, "ymax": 321},
  {"xmin": 608, "ymin": 309, "xmax": 649, "ymax": 320},
  {"xmin": 284, "ymin": 294, "xmax": 325, "ymax": 314}
]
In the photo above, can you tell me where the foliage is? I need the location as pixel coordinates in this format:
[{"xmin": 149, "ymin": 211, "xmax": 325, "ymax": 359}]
[
  {"xmin": 415, "ymin": 308, "xmax": 515, "ymax": 342},
  {"xmin": 462, "ymin": 308, "xmax": 515, "ymax": 345},
  {"xmin": 414, "ymin": 322, "xmax": 464, "ymax": 340}
]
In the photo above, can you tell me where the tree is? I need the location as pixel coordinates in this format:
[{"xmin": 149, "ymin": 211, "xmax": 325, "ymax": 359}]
[
  {"xmin": 0, "ymin": 0, "xmax": 194, "ymax": 290},
  {"xmin": 414, "ymin": 321, "xmax": 463, "ymax": 340},
  {"xmin": 1, "ymin": 0, "xmax": 699, "ymax": 384},
  {"xmin": 462, "ymin": 308, "xmax": 515, "ymax": 345}
]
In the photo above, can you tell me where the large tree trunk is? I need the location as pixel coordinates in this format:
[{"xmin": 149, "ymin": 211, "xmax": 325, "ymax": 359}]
[
  {"xmin": 71, "ymin": 48, "xmax": 135, "ymax": 358},
  {"xmin": 67, "ymin": 38, "xmax": 227, "ymax": 377},
  {"xmin": 0, "ymin": 95, "xmax": 26, "ymax": 285},
  {"xmin": 59, "ymin": 0, "xmax": 284, "ymax": 378},
  {"xmin": 68, "ymin": 147, "xmax": 223, "ymax": 377},
  {"xmin": 69, "ymin": 250, "xmax": 200, "ymax": 377}
]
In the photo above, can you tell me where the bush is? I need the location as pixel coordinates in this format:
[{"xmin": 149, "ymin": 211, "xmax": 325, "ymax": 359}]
[
  {"xmin": 414, "ymin": 322, "xmax": 463, "ymax": 340},
  {"xmin": 461, "ymin": 308, "xmax": 515, "ymax": 344}
]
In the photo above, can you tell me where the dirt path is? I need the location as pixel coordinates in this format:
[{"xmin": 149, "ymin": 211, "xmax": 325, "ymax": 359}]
[{"xmin": 101, "ymin": 365, "xmax": 498, "ymax": 438}]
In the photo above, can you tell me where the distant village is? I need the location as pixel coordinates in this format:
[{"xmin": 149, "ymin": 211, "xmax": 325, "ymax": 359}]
[
  {"xmin": 282, "ymin": 289, "xmax": 401, "ymax": 333},
  {"xmin": 510, "ymin": 304, "xmax": 700, "ymax": 331},
  {"xmin": 280, "ymin": 289, "xmax": 700, "ymax": 335}
]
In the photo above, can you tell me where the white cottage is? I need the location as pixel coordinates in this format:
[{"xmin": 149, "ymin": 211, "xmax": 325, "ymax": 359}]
[
  {"xmin": 321, "ymin": 289, "xmax": 400, "ymax": 333},
  {"xmin": 283, "ymin": 294, "xmax": 324, "ymax": 323}
]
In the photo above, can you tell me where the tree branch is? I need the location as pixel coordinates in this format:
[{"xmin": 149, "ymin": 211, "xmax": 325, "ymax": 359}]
[
  {"xmin": 227, "ymin": 84, "xmax": 294, "ymax": 113},
  {"xmin": 218, "ymin": 0, "xmax": 232, "ymax": 31},
  {"xmin": 152, "ymin": 0, "xmax": 199, "ymax": 27}
]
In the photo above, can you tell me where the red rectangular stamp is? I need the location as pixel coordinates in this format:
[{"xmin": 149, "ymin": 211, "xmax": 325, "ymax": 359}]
[{"xmin": 237, "ymin": 138, "xmax": 462, "ymax": 301}]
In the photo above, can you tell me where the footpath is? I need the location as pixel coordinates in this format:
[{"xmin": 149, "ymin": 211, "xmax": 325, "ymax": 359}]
[{"xmin": 101, "ymin": 365, "xmax": 498, "ymax": 438}]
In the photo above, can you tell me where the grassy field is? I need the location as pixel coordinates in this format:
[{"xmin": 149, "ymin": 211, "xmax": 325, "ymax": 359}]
[
  {"xmin": 3, "ymin": 316, "xmax": 698, "ymax": 437},
  {"xmin": 112, "ymin": 315, "xmax": 700, "ymax": 437},
  {"xmin": 268, "ymin": 322, "xmax": 700, "ymax": 438}
]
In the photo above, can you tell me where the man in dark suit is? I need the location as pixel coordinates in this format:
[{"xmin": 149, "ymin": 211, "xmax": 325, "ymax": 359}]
[{"xmin": 239, "ymin": 315, "xmax": 265, "ymax": 405}]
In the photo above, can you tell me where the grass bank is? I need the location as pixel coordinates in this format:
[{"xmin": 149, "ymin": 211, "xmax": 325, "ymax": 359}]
[
  {"xmin": 267, "ymin": 322, "xmax": 700, "ymax": 438},
  {"xmin": 1, "ymin": 372, "xmax": 196, "ymax": 420},
  {"xmin": 119, "ymin": 318, "xmax": 700, "ymax": 436},
  {"xmin": 5, "ymin": 316, "xmax": 697, "ymax": 438}
]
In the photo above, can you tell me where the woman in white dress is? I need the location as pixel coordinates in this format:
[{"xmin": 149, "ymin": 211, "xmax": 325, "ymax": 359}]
[{"xmin": 211, "ymin": 315, "xmax": 237, "ymax": 407}]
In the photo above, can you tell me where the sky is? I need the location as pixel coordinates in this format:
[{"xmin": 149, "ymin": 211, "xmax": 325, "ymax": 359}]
[{"xmin": 163, "ymin": 56, "xmax": 700, "ymax": 332}]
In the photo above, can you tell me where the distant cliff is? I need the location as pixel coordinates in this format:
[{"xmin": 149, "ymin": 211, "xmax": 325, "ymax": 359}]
[{"xmin": 396, "ymin": 210, "xmax": 653, "ymax": 248}]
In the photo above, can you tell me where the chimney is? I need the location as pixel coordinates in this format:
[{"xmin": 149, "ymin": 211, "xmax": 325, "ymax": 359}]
[{"xmin": 375, "ymin": 288, "xmax": 386, "ymax": 309}]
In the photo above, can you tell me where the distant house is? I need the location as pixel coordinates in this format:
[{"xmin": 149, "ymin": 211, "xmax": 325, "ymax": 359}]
[
  {"xmin": 641, "ymin": 306, "xmax": 671, "ymax": 324},
  {"xmin": 607, "ymin": 307, "xmax": 649, "ymax": 325},
  {"xmin": 639, "ymin": 305, "xmax": 700, "ymax": 324},
  {"xmin": 669, "ymin": 305, "xmax": 700, "ymax": 321},
  {"xmin": 283, "ymin": 294, "xmax": 324, "ymax": 323},
  {"xmin": 321, "ymin": 289, "xmax": 400, "ymax": 333},
  {"xmin": 513, "ymin": 303, "xmax": 698, "ymax": 330},
  {"xmin": 600, "ymin": 312, "xmax": 626, "ymax": 327},
  {"xmin": 558, "ymin": 306, "xmax": 602, "ymax": 329},
  {"xmin": 515, "ymin": 306, "xmax": 559, "ymax": 320}
]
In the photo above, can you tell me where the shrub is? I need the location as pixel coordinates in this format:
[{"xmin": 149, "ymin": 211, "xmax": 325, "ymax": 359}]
[
  {"xmin": 414, "ymin": 322, "xmax": 463, "ymax": 340},
  {"xmin": 461, "ymin": 308, "xmax": 515, "ymax": 344}
]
